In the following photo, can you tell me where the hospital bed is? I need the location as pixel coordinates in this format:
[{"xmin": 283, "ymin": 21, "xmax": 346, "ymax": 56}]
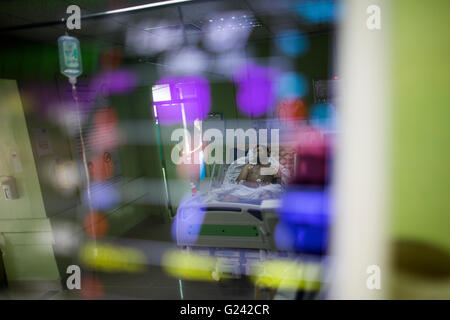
[
  {"xmin": 176, "ymin": 199, "xmax": 279, "ymax": 250},
  {"xmin": 174, "ymin": 138, "xmax": 324, "ymax": 296},
  {"xmin": 174, "ymin": 153, "xmax": 283, "ymax": 280},
  {"xmin": 175, "ymin": 145, "xmax": 295, "ymax": 252}
]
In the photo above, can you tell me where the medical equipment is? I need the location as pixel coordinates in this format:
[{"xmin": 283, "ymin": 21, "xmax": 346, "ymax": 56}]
[
  {"xmin": 176, "ymin": 200, "xmax": 279, "ymax": 251},
  {"xmin": 58, "ymin": 35, "xmax": 82, "ymax": 85},
  {"xmin": 1, "ymin": 176, "xmax": 19, "ymax": 200},
  {"xmin": 175, "ymin": 145, "xmax": 290, "ymax": 252},
  {"xmin": 58, "ymin": 35, "xmax": 95, "ymax": 235}
]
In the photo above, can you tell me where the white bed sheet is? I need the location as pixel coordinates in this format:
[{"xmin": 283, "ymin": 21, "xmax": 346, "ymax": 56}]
[{"xmin": 206, "ymin": 182, "xmax": 284, "ymax": 202}]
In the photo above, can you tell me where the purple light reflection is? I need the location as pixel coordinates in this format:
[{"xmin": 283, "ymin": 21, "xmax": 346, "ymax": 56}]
[
  {"xmin": 277, "ymin": 189, "xmax": 331, "ymax": 225},
  {"xmin": 172, "ymin": 195, "xmax": 206, "ymax": 245},
  {"xmin": 85, "ymin": 182, "xmax": 121, "ymax": 211},
  {"xmin": 22, "ymin": 80, "xmax": 94, "ymax": 119},
  {"xmin": 153, "ymin": 75, "xmax": 211, "ymax": 125},
  {"xmin": 90, "ymin": 69, "xmax": 138, "ymax": 96},
  {"xmin": 274, "ymin": 221, "xmax": 297, "ymax": 251},
  {"xmin": 232, "ymin": 63, "xmax": 277, "ymax": 117}
]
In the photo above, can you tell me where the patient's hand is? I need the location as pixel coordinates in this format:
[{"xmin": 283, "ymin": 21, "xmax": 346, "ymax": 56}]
[
  {"xmin": 221, "ymin": 194, "xmax": 240, "ymax": 202},
  {"xmin": 236, "ymin": 163, "xmax": 275, "ymax": 187}
]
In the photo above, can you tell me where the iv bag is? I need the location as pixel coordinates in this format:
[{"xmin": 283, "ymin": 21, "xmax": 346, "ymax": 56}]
[{"xmin": 58, "ymin": 35, "xmax": 82, "ymax": 82}]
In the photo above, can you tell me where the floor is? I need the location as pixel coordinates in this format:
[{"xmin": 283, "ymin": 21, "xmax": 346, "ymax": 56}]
[{"xmin": 1, "ymin": 215, "xmax": 256, "ymax": 300}]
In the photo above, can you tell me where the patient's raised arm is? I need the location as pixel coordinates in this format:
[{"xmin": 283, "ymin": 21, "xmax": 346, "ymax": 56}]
[
  {"xmin": 273, "ymin": 168, "xmax": 282, "ymax": 184},
  {"xmin": 236, "ymin": 164, "xmax": 249, "ymax": 183}
]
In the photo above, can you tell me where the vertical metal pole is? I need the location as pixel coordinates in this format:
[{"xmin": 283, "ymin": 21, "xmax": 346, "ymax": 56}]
[{"xmin": 153, "ymin": 105, "xmax": 174, "ymax": 218}]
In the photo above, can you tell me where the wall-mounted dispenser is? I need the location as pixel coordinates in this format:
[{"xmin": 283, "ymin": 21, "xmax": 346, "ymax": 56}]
[{"xmin": 1, "ymin": 176, "xmax": 19, "ymax": 200}]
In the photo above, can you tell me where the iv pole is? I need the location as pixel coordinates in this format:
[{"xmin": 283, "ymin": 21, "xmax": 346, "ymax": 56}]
[{"xmin": 58, "ymin": 33, "xmax": 96, "ymax": 249}]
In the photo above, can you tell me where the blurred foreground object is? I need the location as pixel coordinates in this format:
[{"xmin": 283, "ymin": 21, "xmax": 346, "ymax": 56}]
[{"xmin": 330, "ymin": 0, "xmax": 390, "ymax": 299}]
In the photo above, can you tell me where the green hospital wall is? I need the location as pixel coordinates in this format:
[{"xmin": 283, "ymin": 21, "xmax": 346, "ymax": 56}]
[
  {"xmin": 108, "ymin": 85, "xmax": 171, "ymax": 230},
  {"xmin": 0, "ymin": 28, "xmax": 332, "ymax": 283},
  {"xmin": 247, "ymin": 33, "xmax": 332, "ymax": 111},
  {"xmin": 0, "ymin": 39, "xmax": 159, "ymax": 282},
  {"xmin": 0, "ymin": 39, "xmax": 101, "ymax": 285},
  {"xmin": 145, "ymin": 33, "xmax": 332, "ymax": 213},
  {"xmin": 388, "ymin": 0, "xmax": 450, "ymax": 299},
  {"xmin": 0, "ymin": 79, "xmax": 60, "ymax": 284},
  {"xmin": 391, "ymin": 0, "xmax": 450, "ymax": 252}
]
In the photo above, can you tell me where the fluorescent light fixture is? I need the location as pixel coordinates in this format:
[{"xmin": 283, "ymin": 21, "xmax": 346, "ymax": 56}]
[
  {"xmin": 152, "ymin": 84, "xmax": 172, "ymax": 102},
  {"xmin": 144, "ymin": 24, "xmax": 178, "ymax": 31},
  {"xmin": 104, "ymin": 0, "xmax": 193, "ymax": 15}
]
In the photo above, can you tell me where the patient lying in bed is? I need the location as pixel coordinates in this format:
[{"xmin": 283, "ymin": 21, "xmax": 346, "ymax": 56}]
[
  {"xmin": 236, "ymin": 145, "xmax": 281, "ymax": 186},
  {"xmin": 180, "ymin": 145, "xmax": 284, "ymax": 206},
  {"xmin": 220, "ymin": 145, "xmax": 282, "ymax": 202}
]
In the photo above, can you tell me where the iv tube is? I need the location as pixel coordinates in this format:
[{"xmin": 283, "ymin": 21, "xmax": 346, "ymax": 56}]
[{"xmin": 57, "ymin": 35, "xmax": 94, "ymax": 225}]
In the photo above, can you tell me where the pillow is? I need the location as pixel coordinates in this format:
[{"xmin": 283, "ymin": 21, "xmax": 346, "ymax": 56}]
[
  {"xmin": 270, "ymin": 157, "xmax": 291, "ymax": 185},
  {"xmin": 223, "ymin": 156, "xmax": 247, "ymax": 184}
]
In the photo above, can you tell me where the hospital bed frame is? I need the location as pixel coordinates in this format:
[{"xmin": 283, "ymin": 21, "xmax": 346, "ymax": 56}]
[
  {"xmin": 176, "ymin": 143, "xmax": 284, "ymax": 251},
  {"xmin": 176, "ymin": 200, "xmax": 279, "ymax": 251}
]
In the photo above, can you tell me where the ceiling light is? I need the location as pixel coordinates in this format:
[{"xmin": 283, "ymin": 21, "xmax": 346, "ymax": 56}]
[{"xmin": 104, "ymin": 0, "xmax": 193, "ymax": 15}]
